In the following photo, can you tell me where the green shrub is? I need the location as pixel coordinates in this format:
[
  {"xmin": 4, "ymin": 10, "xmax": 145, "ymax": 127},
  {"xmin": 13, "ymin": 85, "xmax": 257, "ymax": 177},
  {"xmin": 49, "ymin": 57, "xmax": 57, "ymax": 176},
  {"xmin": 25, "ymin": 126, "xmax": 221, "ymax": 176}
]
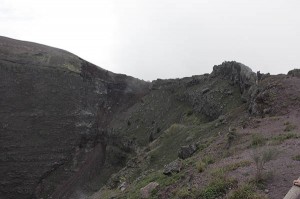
[
  {"xmin": 226, "ymin": 128, "xmax": 237, "ymax": 149},
  {"xmin": 196, "ymin": 161, "xmax": 206, "ymax": 173},
  {"xmin": 195, "ymin": 156, "xmax": 215, "ymax": 173},
  {"xmin": 252, "ymin": 148, "xmax": 277, "ymax": 182}
]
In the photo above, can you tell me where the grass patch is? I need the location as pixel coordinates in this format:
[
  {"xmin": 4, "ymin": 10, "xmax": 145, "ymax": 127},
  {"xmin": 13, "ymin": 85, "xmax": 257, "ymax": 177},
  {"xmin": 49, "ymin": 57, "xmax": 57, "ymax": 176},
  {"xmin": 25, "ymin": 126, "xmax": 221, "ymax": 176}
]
[
  {"xmin": 95, "ymin": 188, "xmax": 121, "ymax": 199},
  {"xmin": 284, "ymin": 123, "xmax": 297, "ymax": 132},
  {"xmin": 251, "ymin": 134, "xmax": 267, "ymax": 147},
  {"xmin": 197, "ymin": 176, "xmax": 237, "ymax": 199},
  {"xmin": 203, "ymin": 155, "xmax": 215, "ymax": 165},
  {"xmin": 123, "ymin": 170, "xmax": 183, "ymax": 199},
  {"xmin": 198, "ymin": 137, "xmax": 216, "ymax": 151},
  {"xmin": 148, "ymin": 124, "xmax": 187, "ymax": 169},
  {"xmin": 226, "ymin": 128, "xmax": 237, "ymax": 149},
  {"xmin": 175, "ymin": 186, "xmax": 196, "ymax": 199},
  {"xmin": 228, "ymin": 184, "xmax": 267, "ymax": 199},
  {"xmin": 148, "ymin": 122, "xmax": 215, "ymax": 170},
  {"xmin": 211, "ymin": 160, "xmax": 251, "ymax": 177},
  {"xmin": 292, "ymin": 154, "xmax": 300, "ymax": 161},
  {"xmin": 252, "ymin": 148, "xmax": 277, "ymax": 183},
  {"xmin": 196, "ymin": 161, "xmax": 206, "ymax": 173},
  {"xmin": 224, "ymin": 160, "xmax": 252, "ymax": 172},
  {"xmin": 195, "ymin": 155, "xmax": 215, "ymax": 173},
  {"xmin": 271, "ymin": 132, "xmax": 298, "ymax": 145}
]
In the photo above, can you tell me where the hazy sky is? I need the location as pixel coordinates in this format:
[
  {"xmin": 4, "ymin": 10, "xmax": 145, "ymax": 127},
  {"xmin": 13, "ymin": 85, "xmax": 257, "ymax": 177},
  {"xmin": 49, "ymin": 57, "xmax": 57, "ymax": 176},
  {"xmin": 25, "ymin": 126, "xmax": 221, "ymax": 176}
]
[{"xmin": 1, "ymin": 0, "xmax": 300, "ymax": 80}]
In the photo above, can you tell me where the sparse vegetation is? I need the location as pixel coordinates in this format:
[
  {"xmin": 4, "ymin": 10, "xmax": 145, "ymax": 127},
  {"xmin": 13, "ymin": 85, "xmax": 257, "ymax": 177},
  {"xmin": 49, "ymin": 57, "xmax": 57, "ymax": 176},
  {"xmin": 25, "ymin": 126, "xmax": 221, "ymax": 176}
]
[
  {"xmin": 196, "ymin": 161, "xmax": 206, "ymax": 173},
  {"xmin": 95, "ymin": 188, "xmax": 121, "ymax": 199},
  {"xmin": 186, "ymin": 109, "xmax": 193, "ymax": 116},
  {"xmin": 175, "ymin": 186, "xmax": 196, "ymax": 199},
  {"xmin": 251, "ymin": 134, "xmax": 267, "ymax": 147},
  {"xmin": 198, "ymin": 143, "xmax": 209, "ymax": 151},
  {"xmin": 224, "ymin": 160, "xmax": 252, "ymax": 172},
  {"xmin": 211, "ymin": 160, "xmax": 251, "ymax": 178},
  {"xmin": 271, "ymin": 132, "xmax": 298, "ymax": 145},
  {"xmin": 228, "ymin": 184, "xmax": 267, "ymax": 199},
  {"xmin": 252, "ymin": 148, "xmax": 277, "ymax": 183},
  {"xmin": 292, "ymin": 154, "xmax": 300, "ymax": 161},
  {"xmin": 202, "ymin": 155, "xmax": 215, "ymax": 165},
  {"xmin": 226, "ymin": 127, "xmax": 237, "ymax": 149},
  {"xmin": 197, "ymin": 176, "xmax": 237, "ymax": 199},
  {"xmin": 196, "ymin": 155, "xmax": 215, "ymax": 173},
  {"xmin": 284, "ymin": 122, "xmax": 297, "ymax": 132},
  {"xmin": 123, "ymin": 170, "xmax": 184, "ymax": 198}
]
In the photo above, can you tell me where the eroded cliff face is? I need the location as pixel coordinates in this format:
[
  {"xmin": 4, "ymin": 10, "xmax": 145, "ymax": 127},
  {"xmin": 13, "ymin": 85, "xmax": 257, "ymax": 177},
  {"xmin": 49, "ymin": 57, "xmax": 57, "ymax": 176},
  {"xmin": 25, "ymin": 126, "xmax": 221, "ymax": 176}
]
[{"xmin": 0, "ymin": 36, "xmax": 149, "ymax": 199}]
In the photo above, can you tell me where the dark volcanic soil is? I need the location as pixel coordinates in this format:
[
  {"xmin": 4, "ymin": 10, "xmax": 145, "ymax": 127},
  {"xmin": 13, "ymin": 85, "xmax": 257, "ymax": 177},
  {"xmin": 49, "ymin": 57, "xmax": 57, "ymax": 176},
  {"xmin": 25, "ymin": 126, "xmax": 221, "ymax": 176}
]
[{"xmin": 0, "ymin": 36, "xmax": 149, "ymax": 199}]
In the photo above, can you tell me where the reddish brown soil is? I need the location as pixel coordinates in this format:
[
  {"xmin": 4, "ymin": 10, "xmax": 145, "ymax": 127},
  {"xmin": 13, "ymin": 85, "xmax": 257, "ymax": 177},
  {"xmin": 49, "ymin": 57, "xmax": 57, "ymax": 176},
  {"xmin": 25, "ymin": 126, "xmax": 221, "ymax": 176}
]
[{"xmin": 169, "ymin": 76, "xmax": 300, "ymax": 199}]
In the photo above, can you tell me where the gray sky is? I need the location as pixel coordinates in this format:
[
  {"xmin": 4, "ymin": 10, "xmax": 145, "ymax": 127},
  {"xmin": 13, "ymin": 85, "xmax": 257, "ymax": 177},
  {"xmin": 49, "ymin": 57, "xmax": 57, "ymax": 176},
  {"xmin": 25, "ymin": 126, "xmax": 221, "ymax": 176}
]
[{"xmin": 1, "ymin": 0, "xmax": 300, "ymax": 80}]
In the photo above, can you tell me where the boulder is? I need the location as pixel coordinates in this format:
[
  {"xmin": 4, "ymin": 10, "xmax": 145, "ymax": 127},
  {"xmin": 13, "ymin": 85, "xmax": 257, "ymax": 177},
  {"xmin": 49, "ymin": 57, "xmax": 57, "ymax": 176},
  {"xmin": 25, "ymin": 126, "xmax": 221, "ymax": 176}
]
[
  {"xmin": 178, "ymin": 144, "xmax": 198, "ymax": 159},
  {"xmin": 140, "ymin": 182, "xmax": 159, "ymax": 198},
  {"xmin": 163, "ymin": 159, "xmax": 183, "ymax": 175}
]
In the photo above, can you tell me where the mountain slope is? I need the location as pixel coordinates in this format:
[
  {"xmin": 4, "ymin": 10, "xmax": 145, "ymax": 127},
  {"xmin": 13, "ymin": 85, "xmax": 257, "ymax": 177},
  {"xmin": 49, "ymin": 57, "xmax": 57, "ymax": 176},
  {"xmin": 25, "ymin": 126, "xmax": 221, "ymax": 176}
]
[
  {"xmin": 1, "ymin": 36, "xmax": 299, "ymax": 199},
  {"xmin": 90, "ymin": 65, "xmax": 300, "ymax": 199},
  {"xmin": 0, "ymin": 36, "xmax": 149, "ymax": 199}
]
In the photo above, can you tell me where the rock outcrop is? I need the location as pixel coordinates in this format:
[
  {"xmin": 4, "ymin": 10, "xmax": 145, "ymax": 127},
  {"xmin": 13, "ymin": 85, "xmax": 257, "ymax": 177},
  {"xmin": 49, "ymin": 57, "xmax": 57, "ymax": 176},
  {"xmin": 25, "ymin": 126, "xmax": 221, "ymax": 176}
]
[
  {"xmin": 211, "ymin": 61, "xmax": 256, "ymax": 98},
  {"xmin": 288, "ymin": 69, "xmax": 300, "ymax": 78},
  {"xmin": 178, "ymin": 144, "xmax": 198, "ymax": 159},
  {"xmin": 163, "ymin": 160, "xmax": 183, "ymax": 175}
]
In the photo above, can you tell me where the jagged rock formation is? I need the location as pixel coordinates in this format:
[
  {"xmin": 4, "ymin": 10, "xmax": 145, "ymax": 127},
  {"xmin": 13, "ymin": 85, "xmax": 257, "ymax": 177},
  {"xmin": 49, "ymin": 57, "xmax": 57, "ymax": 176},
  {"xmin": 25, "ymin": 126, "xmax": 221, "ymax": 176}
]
[
  {"xmin": 211, "ymin": 61, "xmax": 256, "ymax": 100},
  {"xmin": 0, "ymin": 36, "xmax": 149, "ymax": 199},
  {"xmin": 288, "ymin": 69, "xmax": 300, "ymax": 78}
]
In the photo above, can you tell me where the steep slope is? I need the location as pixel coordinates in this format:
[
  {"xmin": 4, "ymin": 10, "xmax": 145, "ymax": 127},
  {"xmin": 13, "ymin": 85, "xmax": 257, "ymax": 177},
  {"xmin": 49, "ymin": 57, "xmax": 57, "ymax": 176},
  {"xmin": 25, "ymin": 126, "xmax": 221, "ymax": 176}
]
[
  {"xmin": 0, "ymin": 36, "xmax": 150, "ymax": 199},
  {"xmin": 90, "ymin": 61, "xmax": 257, "ymax": 197},
  {"xmin": 90, "ymin": 64, "xmax": 300, "ymax": 199}
]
